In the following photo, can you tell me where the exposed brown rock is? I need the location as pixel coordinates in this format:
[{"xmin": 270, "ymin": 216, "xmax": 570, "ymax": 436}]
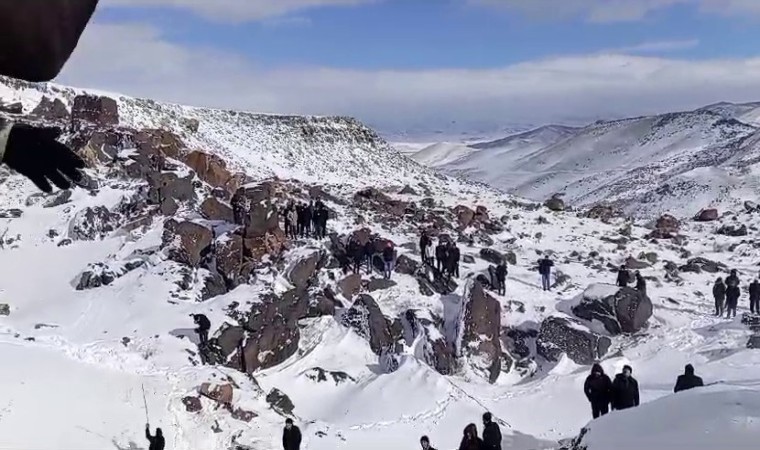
[
  {"xmin": 162, "ymin": 219, "xmax": 213, "ymax": 267},
  {"xmin": 201, "ymin": 197, "xmax": 234, "ymax": 222}
]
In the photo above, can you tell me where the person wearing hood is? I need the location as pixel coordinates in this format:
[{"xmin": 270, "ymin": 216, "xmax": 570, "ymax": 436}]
[
  {"xmin": 191, "ymin": 314, "xmax": 211, "ymax": 347},
  {"xmin": 674, "ymin": 364, "xmax": 704, "ymax": 393},
  {"xmin": 750, "ymin": 278, "xmax": 760, "ymax": 314},
  {"xmin": 725, "ymin": 269, "xmax": 741, "ymax": 318},
  {"xmin": 616, "ymin": 265, "xmax": 631, "ymax": 287},
  {"xmin": 482, "ymin": 412, "xmax": 502, "ymax": 450},
  {"xmin": 458, "ymin": 423, "xmax": 483, "ymax": 450},
  {"xmin": 584, "ymin": 363, "xmax": 613, "ymax": 418},
  {"xmin": 420, "ymin": 435, "xmax": 437, "ymax": 450},
  {"xmin": 611, "ymin": 365, "xmax": 640, "ymax": 411},
  {"xmin": 282, "ymin": 418, "xmax": 302, "ymax": 450},
  {"xmin": 635, "ymin": 271, "xmax": 646, "ymax": 295},
  {"xmin": 145, "ymin": 424, "xmax": 165, "ymax": 450},
  {"xmin": 713, "ymin": 277, "xmax": 726, "ymax": 317}
]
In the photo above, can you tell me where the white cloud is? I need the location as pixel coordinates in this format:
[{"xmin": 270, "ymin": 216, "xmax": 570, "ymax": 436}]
[
  {"xmin": 101, "ymin": 0, "xmax": 375, "ymax": 23},
  {"xmin": 58, "ymin": 22, "xmax": 760, "ymax": 131},
  {"xmin": 605, "ymin": 39, "xmax": 700, "ymax": 54}
]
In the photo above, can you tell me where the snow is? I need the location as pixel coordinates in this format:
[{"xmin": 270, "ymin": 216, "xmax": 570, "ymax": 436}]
[{"xmin": 409, "ymin": 142, "xmax": 479, "ymax": 168}]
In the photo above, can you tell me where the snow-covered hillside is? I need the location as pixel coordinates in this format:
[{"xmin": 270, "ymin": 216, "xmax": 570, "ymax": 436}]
[
  {"xmin": 0, "ymin": 77, "xmax": 759, "ymax": 450},
  {"xmin": 409, "ymin": 142, "xmax": 479, "ymax": 168}
]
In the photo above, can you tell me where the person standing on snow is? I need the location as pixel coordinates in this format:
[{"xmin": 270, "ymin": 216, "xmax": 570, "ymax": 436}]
[
  {"xmin": 750, "ymin": 278, "xmax": 760, "ymax": 314},
  {"xmin": 382, "ymin": 242, "xmax": 396, "ymax": 280},
  {"xmin": 538, "ymin": 255, "xmax": 554, "ymax": 291},
  {"xmin": 495, "ymin": 261, "xmax": 508, "ymax": 296},
  {"xmin": 363, "ymin": 240, "xmax": 375, "ymax": 275},
  {"xmin": 458, "ymin": 423, "xmax": 483, "ymax": 450},
  {"xmin": 616, "ymin": 265, "xmax": 631, "ymax": 287},
  {"xmin": 674, "ymin": 364, "xmax": 704, "ymax": 393},
  {"xmin": 145, "ymin": 424, "xmax": 165, "ymax": 450},
  {"xmin": 435, "ymin": 240, "xmax": 448, "ymax": 276},
  {"xmin": 420, "ymin": 435, "xmax": 437, "ymax": 450},
  {"xmin": 611, "ymin": 365, "xmax": 640, "ymax": 411},
  {"xmin": 482, "ymin": 412, "xmax": 502, "ymax": 450},
  {"xmin": 304, "ymin": 201, "xmax": 314, "ymax": 237},
  {"xmin": 282, "ymin": 418, "xmax": 302, "ymax": 450},
  {"xmin": 713, "ymin": 277, "xmax": 726, "ymax": 317},
  {"xmin": 635, "ymin": 271, "xmax": 646, "ymax": 295},
  {"xmin": 191, "ymin": 313, "xmax": 211, "ymax": 347},
  {"xmin": 725, "ymin": 269, "xmax": 741, "ymax": 318},
  {"xmin": 447, "ymin": 242, "xmax": 461, "ymax": 279},
  {"xmin": 584, "ymin": 363, "xmax": 612, "ymax": 418},
  {"xmin": 283, "ymin": 202, "xmax": 294, "ymax": 238},
  {"xmin": 419, "ymin": 232, "xmax": 431, "ymax": 266}
]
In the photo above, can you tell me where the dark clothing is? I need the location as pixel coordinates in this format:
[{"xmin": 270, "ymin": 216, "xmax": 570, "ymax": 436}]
[
  {"xmin": 382, "ymin": 247, "xmax": 395, "ymax": 279},
  {"xmin": 750, "ymin": 281, "xmax": 760, "ymax": 314},
  {"xmin": 448, "ymin": 246, "xmax": 461, "ymax": 278},
  {"xmin": 145, "ymin": 429, "xmax": 165, "ymax": 450},
  {"xmin": 420, "ymin": 235, "xmax": 431, "ymax": 264},
  {"xmin": 611, "ymin": 374, "xmax": 640, "ymax": 410},
  {"xmin": 193, "ymin": 314, "xmax": 211, "ymax": 331},
  {"xmin": 591, "ymin": 402, "xmax": 609, "ymax": 419},
  {"xmin": 364, "ymin": 241, "xmax": 375, "ymax": 274},
  {"xmin": 585, "ymin": 370, "xmax": 612, "ymax": 419},
  {"xmin": 459, "ymin": 437, "xmax": 483, "ymax": 450},
  {"xmin": 495, "ymin": 264, "xmax": 507, "ymax": 295},
  {"xmin": 349, "ymin": 240, "xmax": 363, "ymax": 274},
  {"xmin": 616, "ymin": 269, "xmax": 631, "ymax": 287},
  {"xmin": 383, "ymin": 247, "xmax": 395, "ymax": 262},
  {"xmin": 726, "ymin": 282, "xmax": 740, "ymax": 318},
  {"xmin": 726, "ymin": 274, "xmax": 740, "ymax": 289},
  {"xmin": 674, "ymin": 374, "xmax": 704, "ymax": 393},
  {"xmin": 283, "ymin": 426, "xmax": 302, "ymax": 450},
  {"xmin": 538, "ymin": 258, "xmax": 554, "ymax": 275},
  {"xmin": 435, "ymin": 244, "xmax": 448, "ymax": 273},
  {"xmin": 714, "ymin": 281, "xmax": 726, "ymax": 316},
  {"xmin": 541, "ymin": 273, "xmax": 551, "ymax": 291},
  {"xmin": 635, "ymin": 275, "xmax": 646, "ymax": 294},
  {"xmin": 482, "ymin": 422, "xmax": 502, "ymax": 450}
]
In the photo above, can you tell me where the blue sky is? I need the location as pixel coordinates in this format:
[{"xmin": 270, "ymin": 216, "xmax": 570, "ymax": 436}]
[{"xmin": 58, "ymin": 0, "xmax": 760, "ymax": 136}]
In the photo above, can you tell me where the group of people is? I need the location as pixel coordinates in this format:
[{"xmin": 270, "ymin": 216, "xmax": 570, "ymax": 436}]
[
  {"xmin": 419, "ymin": 232, "xmax": 461, "ymax": 281},
  {"xmin": 283, "ymin": 199, "xmax": 329, "ymax": 240},
  {"xmin": 416, "ymin": 412, "xmax": 503, "ymax": 450},
  {"xmin": 346, "ymin": 236, "xmax": 397, "ymax": 280},
  {"xmin": 616, "ymin": 265, "xmax": 647, "ymax": 294},
  {"xmin": 584, "ymin": 363, "xmax": 703, "ymax": 419},
  {"xmin": 712, "ymin": 270, "xmax": 760, "ymax": 318}
]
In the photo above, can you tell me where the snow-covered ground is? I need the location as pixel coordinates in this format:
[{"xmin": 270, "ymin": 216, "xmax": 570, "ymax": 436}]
[{"xmin": 0, "ymin": 77, "xmax": 758, "ymax": 450}]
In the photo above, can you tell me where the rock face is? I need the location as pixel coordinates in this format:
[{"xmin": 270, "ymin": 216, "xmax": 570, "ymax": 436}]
[
  {"xmin": 572, "ymin": 285, "xmax": 653, "ymax": 335},
  {"xmin": 32, "ymin": 96, "xmax": 69, "ymax": 121},
  {"xmin": 184, "ymin": 150, "xmax": 240, "ymax": 194},
  {"xmin": 456, "ymin": 281, "xmax": 502, "ymax": 383},
  {"xmin": 214, "ymin": 233, "xmax": 248, "ymax": 287},
  {"xmin": 454, "ymin": 205, "xmax": 475, "ymax": 230},
  {"xmin": 537, "ymin": 317, "xmax": 611, "ymax": 365},
  {"xmin": 286, "ymin": 251, "xmax": 322, "ymax": 290},
  {"xmin": 69, "ymin": 206, "xmax": 120, "ymax": 240},
  {"xmin": 200, "ymin": 197, "xmax": 234, "ymax": 222},
  {"xmin": 584, "ymin": 204, "xmax": 618, "ymax": 222},
  {"xmin": 76, "ymin": 261, "xmax": 144, "ymax": 290},
  {"xmin": 162, "ymin": 219, "xmax": 213, "ymax": 267},
  {"xmin": 545, "ymin": 195, "xmax": 565, "ymax": 212},
  {"xmin": 342, "ymin": 294, "xmax": 394, "ymax": 355},
  {"xmin": 182, "ymin": 396, "xmax": 202, "ymax": 413},
  {"xmin": 366, "ymin": 278, "xmax": 397, "ymax": 292},
  {"xmin": 649, "ymin": 214, "xmax": 680, "ymax": 239},
  {"xmin": 338, "ymin": 273, "xmax": 362, "ymax": 299},
  {"xmin": 409, "ymin": 311, "xmax": 456, "ymax": 376},
  {"xmin": 695, "ymin": 208, "xmax": 719, "ymax": 221},
  {"xmin": 71, "ymin": 95, "xmax": 119, "ymax": 126}
]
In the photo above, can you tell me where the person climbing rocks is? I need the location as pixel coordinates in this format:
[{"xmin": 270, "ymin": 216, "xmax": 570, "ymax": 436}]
[
  {"xmin": 538, "ymin": 255, "xmax": 554, "ymax": 291},
  {"xmin": 435, "ymin": 240, "xmax": 448, "ymax": 276},
  {"xmin": 447, "ymin": 242, "xmax": 461, "ymax": 279},
  {"xmin": 674, "ymin": 364, "xmax": 704, "ymax": 393},
  {"xmin": 726, "ymin": 269, "xmax": 741, "ymax": 319},
  {"xmin": 584, "ymin": 363, "xmax": 612, "ymax": 419},
  {"xmin": 458, "ymin": 423, "xmax": 483, "ymax": 450},
  {"xmin": 635, "ymin": 271, "xmax": 646, "ymax": 295},
  {"xmin": 616, "ymin": 265, "xmax": 631, "ymax": 287},
  {"xmin": 382, "ymin": 242, "xmax": 396, "ymax": 280},
  {"xmin": 611, "ymin": 365, "xmax": 640, "ymax": 411},
  {"xmin": 364, "ymin": 239, "xmax": 375, "ymax": 275},
  {"xmin": 713, "ymin": 277, "xmax": 726, "ymax": 317},
  {"xmin": 420, "ymin": 435, "xmax": 437, "ymax": 450},
  {"xmin": 0, "ymin": 1, "xmax": 97, "ymax": 193},
  {"xmin": 191, "ymin": 313, "xmax": 211, "ymax": 347},
  {"xmin": 282, "ymin": 418, "xmax": 302, "ymax": 450},
  {"xmin": 495, "ymin": 261, "xmax": 508, "ymax": 296},
  {"xmin": 750, "ymin": 278, "xmax": 760, "ymax": 314},
  {"xmin": 420, "ymin": 232, "xmax": 432, "ymax": 266},
  {"xmin": 145, "ymin": 424, "xmax": 165, "ymax": 450},
  {"xmin": 482, "ymin": 412, "xmax": 502, "ymax": 450}
]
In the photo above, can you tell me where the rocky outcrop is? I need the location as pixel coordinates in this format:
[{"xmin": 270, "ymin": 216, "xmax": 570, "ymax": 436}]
[
  {"xmin": 649, "ymin": 214, "xmax": 680, "ymax": 239},
  {"xmin": 342, "ymin": 294, "xmax": 395, "ymax": 355},
  {"xmin": 717, "ymin": 224, "xmax": 748, "ymax": 237},
  {"xmin": 0, "ymin": 102, "xmax": 22, "ymax": 114},
  {"xmin": 76, "ymin": 260, "xmax": 145, "ymax": 290},
  {"xmin": 286, "ymin": 250, "xmax": 322, "ymax": 290},
  {"xmin": 338, "ymin": 273, "xmax": 362, "ymax": 299},
  {"xmin": 147, "ymin": 171, "xmax": 195, "ymax": 216},
  {"xmin": 71, "ymin": 94, "xmax": 119, "ymax": 127},
  {"xmin": 183, "ymin": 150, "xmax": 242, "ymax": 195},
  {"xmin": 304, "ymin": 367, "xmax": 355, "ymax": 384},
  {"xmin": 572, "ymin": 285, "xmax": 653, "ymax": 335},
  {"xmin": 353, "ymin": 187, "xmax": 408, "ymax": 218},
  {"xmin": 625, "ymin": 256, "xmax": 650, "ymax": 270},
  {"xmin": 409, "ymin": 311, "xmax": 456, "ymax": 376},
  {"xmin": 537, "ymin": 317, "xmax": 611, "ymax": 365},
  {"xmin": 679, "ymin": 257, "xmax": 727, "ymax": 274},
  {"xmin": 266, "ymin": 388, "xmax": 295, "ymax": 416},
  {"xmin": 745, "ymin": 201, "xmax": 760, "ymax": 213},
  {"xmin": 162, "ymin": 219, "xmax": 213, "ymax": 267},
  {"xmin": 584, "ymin": 204, "xmax": 618, "ymax": 222},
  {"xmin": 231, "ymin": 182, "xmax": 286, "ymax": 262},
  {"xmin": 42, "ymin": 190, "xmax": 72, "ymax": 208},
  {"xmin": 68, "ymin": 206, "xmax": 120, "ymax": 240},
  {"xmin": 394, "ymin": 254, "xmax": 419, "ymax": 275},
  {"xmin": 182, "ymin": 396, "xmax": 202, "ymax": 413},
  {"xmin": 200, "ymin": 197, "xmax": 234, "ymax": 222},
  {"xmin": 214, "ymin": 233, "xmax": 251, "ymax": 288},
  {"xmin": 454, "ymin": 205, "xmax": 475, "ymax": 230},
  {"xmin": 31, "ymin": 96, "xmax": 69, "ymax": 121},
  {"xmin": 545, "ymin": 195, "xmax": 565, "ymax": 212},
  {"xmin": 0, "ymin": 304, "xmax": 9, "ymax": 316},
  {"xmin": 695, "ymin": 208, "xmax": 719, "ymax": 221},
  {"xmin": 480, "ymin": 248, "xmax": 508, "ymax": 265},
  {"xmin": 366, "ymin": 278, "xmax": 397, "ymax": 292},
  {"xmin": 199, "ymin": 382, "xmax": 234, "ymax": 405},
  {"xmin": 456, "ymin": 281, "xmax": 502, "ymax": 383}
]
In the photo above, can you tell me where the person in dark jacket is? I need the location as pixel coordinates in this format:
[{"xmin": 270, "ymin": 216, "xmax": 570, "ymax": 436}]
[
  {"xmin": 713, "ymin": 277, "xmax": 726, "ymax": 317},
  {"xmin": 584, "ymin": 363, "xmax": 612, "ymax": 418},
  {"xmin": 283, "ymin": 202, "xmax": 294, "ymax": 238},
  {"xmin": 538, "ymin": 255, "xmax": 554, "ymax": 291},
  {"xmin": 435, "ymin": 241, "xmax": 448, "ymax": 276},
  {"xmin": 364, "ymin": 240, "xmax": 375, "ymax": 275},
  {"xmin": 726, "ymin": 269, "xmax": 741, "ymax": 318},
  {"xmin": 750, "ymin": 278, "xmax": 760, "ymax": 314},
  {"xmin": 635, "ymin": 271, "xmax": 646, "ymax": 295},
  {"xmin": 674, "ymin": 364, "xmax": 704, "ymax": 393},
  {"xmin": 482, "ymin": 412, "xmax": 502, "ymax": 450},
  {"xmin": 611, "ymin": 365, "xmax": 640, "ymax": 411},
  {"xmin": 318, "ymin": 206, "xmax": 329, "ymax": 238},
  {"xmin": 282, "ymin": 418, "xmax": 302, "ymax": 450},
  {"xmin": 458, "ymin": 423, "xmax": 483, "ymax": 450},
  {"xmin": 495, "ymin": 261, "xmax": 508, "ymax": 296},
  {"xmin": 447, "ymin": 242, "xmax": 461, "ymax": 279},
  {"xmin": 145, "ymin": 424, "xmax": 165, "ymax": 450},
  {"xmin": 191, "ymin": 314, "xmax": 211, "ymax": 346},
  {"xmin": 420, "ymin": 232, "xmax": 431, "ymax": 266},
  {"xmin": 420, "ymin": 435, "xmax": 437, "ymax": 450},
  {"xmin": 349, "ymin": 238, "xmax": 363, "ymax": 274},
  {"xmin": 616, "ymin": 265, "xmax": 631, "ymax": 287},
  {"xmin": 382, "ymin": 242, "xmax": 395, "ymax": 280},
  {"xmin": 304, "ymin": 201, "xmax": 314, "ymax": 237},
  {"xmin": 296, "ymin": 203, "xmax": 306, "ymax": 237}
]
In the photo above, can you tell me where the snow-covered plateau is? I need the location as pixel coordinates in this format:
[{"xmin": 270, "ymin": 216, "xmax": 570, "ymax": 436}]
[{"xmin": 0, "ymin": 76, "xmax": 759, "ymax": 450}]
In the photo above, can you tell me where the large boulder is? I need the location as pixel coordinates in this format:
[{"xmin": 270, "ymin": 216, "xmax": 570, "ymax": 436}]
[
  {"xmin": 31, "ymin": 96, "xmax": 69, "ymax": 121},
  {"xmin": 408, "ymin": 311, "xmax": 456, "ymax": 376},
  {"xmin": 572, "ymin": 285, "xmax": 653, "ymax": 335},
  {"xmin": 200, "ymin": 197, "xmax": 234, "ymax": 222},
  {"xmin": 717, "ymin": 224, "xmax": 748, "ymax": 237},
  {"xmin": 75, "ymin": 261, "xmax": 144, "ymax": 290},
  {"xmin": 456, "ymin": 281, "xmax": 502, "ymax": 383},
  {"xmin": 162, "ymin": 219, "xmax": 213, "ymax": 267},
  {"xmin": 480, "ymin": 248, "xmax": 507, "ymax": 265},
  {"xmin": 199, "ymin": 382, "xmax": 234, "ymax": 405},
  {"xmin": 584, "ymin": 204, "xmax": 618, "ymax": 222},
  {"xmin": 649, "ymin": 214, "xmax": 680, "ymax": 239},
  {"xmin": 147, "ymin": 172, "xmax": 195, "ymax": 215},
  {"xmin": 286, "ymin": 250, "xmax": 322, "ymax": 290},
  {"xmin": 266, "ymin": 388, "xmax": 295, "ymax": 416},
  {"xmin": 71, "ymin": 95, "xmax": 119, "ymax": 127},
  {"xmin": 68, "ymin": 206, "xmax": 120, "ymax": 241},
  {"xmin": 695, "ymin": 208, "xmax": 719, "ymax": 222},
  {"xmin": 214, "ymin": 233, "xmax": 249, "ymax": 287},
  {"xmin": 545, "ymin": 195, "xmax": 565, "ymax": 212},
  {"xmin": 338, "ymin": 273, "xmax": 362, "ymax": 299},
  {"xmin": 537, "ymin": 317, "xmax": 611, "ymax": 365},
  {"xmin": 394, "ymin": 254, "xmax": 419, "ymax": 275},
  {"xmin": 231, "ymin": 183, "xmax": 280, "ymax": 238},
  {"xmin": 183, "ymin": 150, "xmax": 238, "ymax": 193},
  {"xmin": 679, "ymin": 257, "xmax": 727, "ymax": 274},
  {"xmin": 342, "ymin": 294, "xmax": 394, "ymax": 355},
  {"xmin": 453, "ymin": 205, "xmax": 475, "ymax": 230},
  {"xmin": 366, "ymin": 278, "xmax": 397, "ymax": 292},
  {"xmin": 745, "ymin": 201, "xmax": 760, "ymax": 213}
]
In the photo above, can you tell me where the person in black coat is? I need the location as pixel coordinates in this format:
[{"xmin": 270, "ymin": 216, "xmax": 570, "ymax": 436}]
[
  {"xmin": 145, "ymin": 425, "xmax": 165, "ymax": 450},
  {"xmin": 296, "ymin": 204, "xmax": 306, "ymax": 237},
  {"xmin": 304, "ymin": 202, "xmax": 314, "ymax": 237},
  {"xmin": 495, "ymin": 262, "xmax": 508, "ymax": 296},
  {"xmin": 447, "ymin": 243, "xmax": 461, "ymax": 279},
  {"xmin": 363, "ymin": 240, "xmax": 375, "ymax": 275},
  {"xmin": 635, "ymin": 271, "xmax": 646, "ymax": 295},
  {"xmin": 191, "ymin": 314, "xmax": 211, "ymax": 346},
  {"xmin": 420, "ymin": 435, "xmax": 437, "ymax": 450},
  {"xmin": 616, "ymin": 265, "xmax": 631, "ymax": 287},
  {"xmin": 282, "ymin": 418, "xmax": 302, "ymax": 450},
  {"xmin": 750, "ymin": 279, "xmax": 760, "ymax": 314},
  {"xmin": 382, "ymin": 242, "xmax": 396, "ymax": 280},
  {"xmin": 419, "ymin": 232, "xmax": 431, "ymax": 266},
  {"xmin": 674, "ymin": 364, "xmax": 704, "ymax": 393},
  {"xmin": 538, "ymin": 256, "xmax": 554, "ymax": 291},
  {"xmin": 435, "ymin": 242, "xmax": 448, "ymax": 276},
  {"xmin": 611, "ymin": 365, "xmax": 640, "ymax": 411},
  {"xmin": 725, "ymin": 269, "xmax": 741, "ymax": 318},
  {"xmin": 584, "ymin": 363, "xmax": 612, "ymax": 418},
  {"xmin": 458, "ymin": 423, "xmax": 483, "ymax": 450},
  {"xmin": 482, "ymin": 412, "xmax": 502, "ymax": 450},
  {"xmin": 349, "ymin": 238, "xmax": 363, "ymax": 274},
  {"xmin": 713, "ymin": 277, "xmax": 726, "ymax": 317}
]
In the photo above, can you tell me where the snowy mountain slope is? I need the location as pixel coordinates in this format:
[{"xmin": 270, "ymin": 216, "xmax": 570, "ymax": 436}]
[
  {"xmin": 409, "ymin": 142, "xmax": 479, "ymax": 168},
  {"xmin": 0, "ymin": 77, "xmax": 759, "ymax": 450},
  {"xmin": 699, "ymin": 101, "xmax": 760, "ymax": 127}
]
